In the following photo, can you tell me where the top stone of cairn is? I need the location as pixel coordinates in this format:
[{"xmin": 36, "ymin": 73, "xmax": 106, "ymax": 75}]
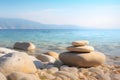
[{"xmin": 72, "ymin": 40, "xmax": 89, "ymax": 47}]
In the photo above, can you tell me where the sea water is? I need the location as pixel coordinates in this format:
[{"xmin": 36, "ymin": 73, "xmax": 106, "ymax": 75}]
[{"xmin": 0, "ymin": 29, "xmax": 120, "ymax": 56}]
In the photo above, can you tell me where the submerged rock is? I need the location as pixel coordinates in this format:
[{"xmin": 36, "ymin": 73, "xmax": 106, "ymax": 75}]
[
  {"xmin": 36, "ymin": 54, "xmax": 56, "ymax": 63},
  {"xmin": 13, "ymin": 42, "xmax": 36, "ymax": 51},
  {"xmin": 59, "ymin": 51, "xmax": 106, "ymax": 67}
]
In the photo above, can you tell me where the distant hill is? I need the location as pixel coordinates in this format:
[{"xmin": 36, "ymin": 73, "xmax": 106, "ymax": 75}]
[{"xmin": 0, "ymin": 18, "xmax": 82, "ymax": 29}]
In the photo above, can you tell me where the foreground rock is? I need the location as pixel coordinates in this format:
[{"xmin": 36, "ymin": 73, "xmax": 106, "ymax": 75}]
[
  {"xmin": 0, "ymin": 47, "xmax": 17, "ymax": 54},
  {"xmin": 7, "ymin": 72, "xmax": 40, "ymax": 80},
  {"xmin": 72, "ymin": 40, "xmax": 89, "ymax": 46},
  {"xmin": 0, "ymin": 52, "xmax": 37, "ymax": 76},
  {"xmin": 44, "ymin": 51, "xmax": 59, "ymax": 60},
  {"xmin": 59, "ymin": 51, "xmax": 106, "ymax": 67},
  {"xmin": 0, "ymin": 72, "xmax": 7, "ymax": 80},
  {"xmin": 13, "ymin": 42, "xmax": 36, "ymax": 51},
  {"xmin": 67, "ymin": 46, "xmax": 94, "ymax": 53}
]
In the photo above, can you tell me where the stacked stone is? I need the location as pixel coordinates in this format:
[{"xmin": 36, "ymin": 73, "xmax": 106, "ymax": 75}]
[
  {"xmin": 67, "ymin": 40, "xmax": 94, "ymax": 53},
  {"xmin": 59, "ymin": 40, "xmax": 106, "ymax": 67}
]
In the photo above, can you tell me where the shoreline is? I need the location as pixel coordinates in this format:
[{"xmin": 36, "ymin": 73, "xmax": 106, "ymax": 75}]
[
  {"xmin": 1, "ymin": 46, "xmax": 120, "ymax": 66},
  {"xmin": 0, "ymin": 47, "xmax": 120, "ymax": 80}
]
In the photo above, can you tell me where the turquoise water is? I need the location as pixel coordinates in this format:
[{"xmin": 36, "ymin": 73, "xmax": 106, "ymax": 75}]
[{"xmin": 0, "ymin": 29, "xmax": 120, "ymax": 56}]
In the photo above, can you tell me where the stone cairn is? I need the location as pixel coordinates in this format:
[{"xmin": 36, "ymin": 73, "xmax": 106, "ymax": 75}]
[{"xmin": 59, "ymin": 40, "xmax": 106, "ymax": 67}]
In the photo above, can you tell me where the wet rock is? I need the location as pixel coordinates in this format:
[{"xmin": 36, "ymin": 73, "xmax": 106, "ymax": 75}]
[
  {"xmin": 13, "ymin": 42, "xmax": 36, "ymax": 51},
  {"xmin": 36, "ymin": 54, "xmax": 56, "ymax": 63},
  {"xmin": 54, "ymin": 60, "xmax": 63, "ymax": 68}
]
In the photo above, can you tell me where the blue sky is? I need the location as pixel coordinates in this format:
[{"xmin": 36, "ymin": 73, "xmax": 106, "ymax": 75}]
[{"xmin": 0, "ymin": 0, "xmax": 120, "ymax": 29}]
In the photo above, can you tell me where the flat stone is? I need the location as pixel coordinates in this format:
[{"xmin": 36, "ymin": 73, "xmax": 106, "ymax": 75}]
[
  {"xmin": 72, "ymin": 40, "xmax": 89, "ymax": 46},
  {"xmin": 66, "ymin": 46, "xmax": 94, "ymax": 53}
]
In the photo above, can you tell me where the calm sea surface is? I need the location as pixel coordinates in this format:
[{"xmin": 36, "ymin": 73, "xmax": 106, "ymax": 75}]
[{"xmin": 0, "ymin": 29, "xmax": 120, "ymax": 56}]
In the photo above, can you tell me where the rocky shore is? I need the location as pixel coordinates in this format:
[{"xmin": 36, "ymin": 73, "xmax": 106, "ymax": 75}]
[{"xmin": 0, "ymin": 41, "xmax": 120, "ymax": 80}]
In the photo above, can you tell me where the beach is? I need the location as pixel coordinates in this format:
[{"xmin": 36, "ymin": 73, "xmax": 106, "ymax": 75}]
[{"xmin": 0, "ymin": 40, "xmax": 120, "ymax": 80}]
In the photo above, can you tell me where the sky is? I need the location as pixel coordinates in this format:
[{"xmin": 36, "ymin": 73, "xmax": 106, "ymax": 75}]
[{"xmin": 0, "ymin": 0, "xmax": 120, "ymax": 29}]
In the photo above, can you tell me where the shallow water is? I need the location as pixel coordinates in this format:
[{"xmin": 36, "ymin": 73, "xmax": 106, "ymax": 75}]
[{"xmin": 0, "ymin": 29, "xmax": 120, "ymax": 56}]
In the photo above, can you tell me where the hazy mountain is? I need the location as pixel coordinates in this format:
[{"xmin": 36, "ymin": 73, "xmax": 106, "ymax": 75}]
[{"xmin": 0, "ymin": 18, "xmax": 82, "ymax": 29}]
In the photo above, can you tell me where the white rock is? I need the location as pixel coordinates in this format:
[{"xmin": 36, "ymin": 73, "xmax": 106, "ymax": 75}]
[
  {"xmin": 0, "ymin": 72, "xmax": 7, "ymax": 80},
  {"xmin": 0, "ymin": 47, "xmax": 17, "ymax": 54},
  {"xmin": 0, "ymin": 52, "xmax": 37, "ymax": 76}
]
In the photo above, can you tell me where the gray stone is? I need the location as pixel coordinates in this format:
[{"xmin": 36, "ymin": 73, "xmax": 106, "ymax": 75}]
[
  {"xmin": 29, "ymin": 55, "xmax": 44, "ymax": 69},
  {"xmin": 13, "ymin": 42, "xmax": 36, "ymax": 51}
]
